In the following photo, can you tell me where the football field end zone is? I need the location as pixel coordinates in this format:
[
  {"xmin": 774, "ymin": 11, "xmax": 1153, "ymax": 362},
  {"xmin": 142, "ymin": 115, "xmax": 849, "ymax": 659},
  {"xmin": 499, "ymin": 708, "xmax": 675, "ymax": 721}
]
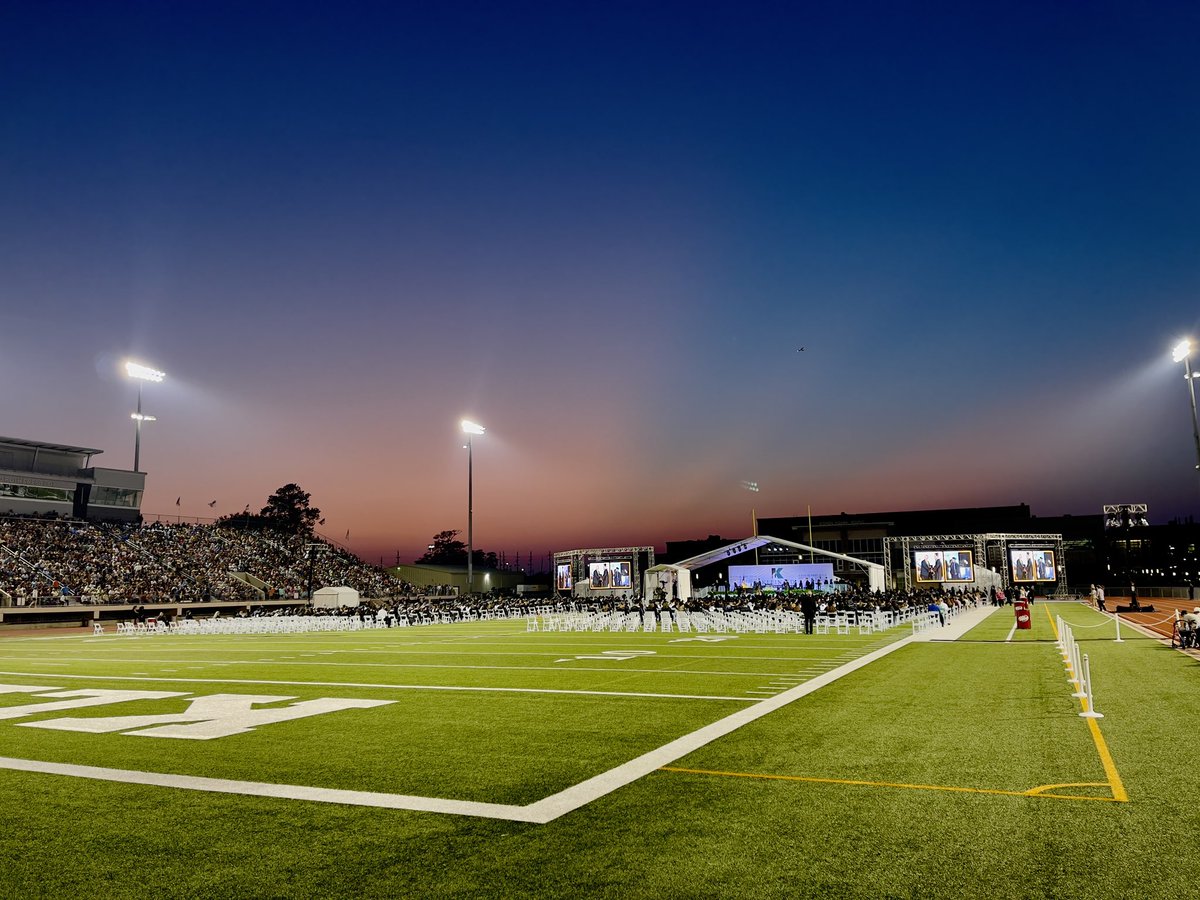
[{"xmin": 0, "ymin": 608, "xmax": 994, "ymax": 823}]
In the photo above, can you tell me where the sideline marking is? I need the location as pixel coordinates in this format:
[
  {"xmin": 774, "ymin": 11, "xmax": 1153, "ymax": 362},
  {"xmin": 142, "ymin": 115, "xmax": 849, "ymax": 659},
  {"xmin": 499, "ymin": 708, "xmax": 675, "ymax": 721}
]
[
  {"xmin": 1044, "ymin": 607, "xmax": 1128, "ymax": 803},
  {"xmin": 0, "ymin": 756, "xmax": 545, "ymax": 822},
  {"xmin": 658, "ymin": 766, "xmax": 1121, "ymax": 803}
]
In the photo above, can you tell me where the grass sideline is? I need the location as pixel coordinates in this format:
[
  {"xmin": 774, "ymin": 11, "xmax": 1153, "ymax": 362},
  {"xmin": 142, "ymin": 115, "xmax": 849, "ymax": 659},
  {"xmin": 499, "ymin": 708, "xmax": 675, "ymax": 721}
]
[{"xmin": 0, "ymin": 604, "xmax": 1195, "ymax": 898}]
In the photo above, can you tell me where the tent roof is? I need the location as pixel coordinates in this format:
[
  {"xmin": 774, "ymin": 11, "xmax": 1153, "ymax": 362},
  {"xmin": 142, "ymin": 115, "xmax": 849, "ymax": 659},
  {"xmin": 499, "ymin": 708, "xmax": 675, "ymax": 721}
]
[{"xmin": 670, "ymin": 535, "xmax": 884, "ymax": 574}]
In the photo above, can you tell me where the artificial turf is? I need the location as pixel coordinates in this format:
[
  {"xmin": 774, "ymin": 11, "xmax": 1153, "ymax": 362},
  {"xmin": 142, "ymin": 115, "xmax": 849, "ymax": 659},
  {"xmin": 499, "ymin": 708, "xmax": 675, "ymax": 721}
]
[{"xmin": 0, "ymin": 605, "xmax": 1195, "ymax": 899}]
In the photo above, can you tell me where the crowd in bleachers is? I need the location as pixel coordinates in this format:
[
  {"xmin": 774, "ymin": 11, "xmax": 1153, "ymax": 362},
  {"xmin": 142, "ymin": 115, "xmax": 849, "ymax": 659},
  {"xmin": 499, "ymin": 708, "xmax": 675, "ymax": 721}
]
[
  {"xmin": 0, "ymin": 517, "xmax": 405, "ymax": 606},
  {"xmin": 1, "ymin": 514, "xmax": 1033, "ymax": 622}
]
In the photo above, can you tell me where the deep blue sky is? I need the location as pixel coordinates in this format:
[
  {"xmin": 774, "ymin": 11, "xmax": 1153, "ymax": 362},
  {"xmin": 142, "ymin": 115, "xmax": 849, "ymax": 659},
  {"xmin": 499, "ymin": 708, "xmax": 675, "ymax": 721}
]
[{"xmin": 3, "ymin": 2, "xmax": 1199, "ymax": 563}]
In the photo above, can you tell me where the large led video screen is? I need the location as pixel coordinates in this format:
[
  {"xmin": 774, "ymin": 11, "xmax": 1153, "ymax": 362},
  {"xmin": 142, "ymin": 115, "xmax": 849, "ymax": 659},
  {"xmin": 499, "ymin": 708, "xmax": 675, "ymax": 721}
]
[
  {"xmin": 728, "ymin": 563, "xmax": 834, "ymax": 590},
  {"xmin": 915, "ymin": 550, "xmax": 976, "ymax": 583},
  {"xmin": 555, "ymin": 564, "xmax": 573, "ymax": 591},
  {"xmin": 1010, "ymin": 548, "xmax": 1057, "ymax": 582},
  {"xmin": 943, "ymin": 550, "xmax": 974, "ymax": 582},
  {"xmin": 588, "ymin": 560, "xmax": 631, "ymax": 590},
  {"xmin": 913, "ymin": 551, "xmax": 945, "ymax": 583}
]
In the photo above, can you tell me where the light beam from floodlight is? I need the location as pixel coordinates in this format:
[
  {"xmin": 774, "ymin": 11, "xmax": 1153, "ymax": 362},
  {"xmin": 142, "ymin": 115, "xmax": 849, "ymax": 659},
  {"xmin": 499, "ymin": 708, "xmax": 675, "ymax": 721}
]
[
  {"xmin": 1172, "ymin": 339, "xmax": 1200, "ymax": 476},
  {"xmin": 461, "ymin": 419, "xmax": 486, "ymax": 595},
  {"xmin": 125, "ymin": 360, "xmax": 166, "ymax": 472}
]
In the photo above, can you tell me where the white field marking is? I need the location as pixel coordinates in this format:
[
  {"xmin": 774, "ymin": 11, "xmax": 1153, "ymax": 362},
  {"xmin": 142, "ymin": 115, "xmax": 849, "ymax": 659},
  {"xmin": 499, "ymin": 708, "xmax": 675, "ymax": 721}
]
[
  {"xmin": 519, "ymin": 631, "xmax": 926, "ymax": 824},
  {"xmin": 0, "ymin": 671, "xmax": 754, "ymax": 703},
  {"xmin": 0, "ymin": 757, "xmax": 546, "ymax": 822},
  {"xmin": 0, "ymin": 631, "xmax": 919, "ymax": 822},
  {"xmin": 555, "ymin": 650, "xmax": 657, "ymax": 662},
  {"xmin": 0, "ymin": 661, "xmax": 839, "ymax": 679},
  {"xmin": 14, "ymin": 643, "xmax": 847, "ymax": 671},
  {"xmin": 1005, "ymin": 621, "xmax": 1018, "ymax": 643}
]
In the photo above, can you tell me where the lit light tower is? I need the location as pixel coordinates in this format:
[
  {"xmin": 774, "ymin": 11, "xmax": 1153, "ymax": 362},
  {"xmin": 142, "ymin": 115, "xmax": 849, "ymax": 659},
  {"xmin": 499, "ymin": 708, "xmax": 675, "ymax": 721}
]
[
  {"xmin": 125, "ymin": 360, "xmax": 165, "ymax": 473},
  {"xmin": 461, "ymin": 419, "xmax": 486, "ymax": 596},
  {"xmin": 1172, "ymin": 340, "xmax": 1200, "ymax": 478}
]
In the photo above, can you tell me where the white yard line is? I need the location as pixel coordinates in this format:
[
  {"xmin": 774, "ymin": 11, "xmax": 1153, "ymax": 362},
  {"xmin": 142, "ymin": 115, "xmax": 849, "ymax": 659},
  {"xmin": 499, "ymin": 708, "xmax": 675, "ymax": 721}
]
[
  {"xmin": 0, "ymin": 659, "xmax": 853, "ymax": 679},
  {"xmin": 0, "ymin": 670, "xmax": 753, "ymax": 703}
]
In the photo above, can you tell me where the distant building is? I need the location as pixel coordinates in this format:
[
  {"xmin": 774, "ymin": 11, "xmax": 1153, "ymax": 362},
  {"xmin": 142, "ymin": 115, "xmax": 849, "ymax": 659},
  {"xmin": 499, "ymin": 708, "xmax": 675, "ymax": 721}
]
[{"xmin": 0, "ymin": 436, "xmax": 144, "ymax": 522}]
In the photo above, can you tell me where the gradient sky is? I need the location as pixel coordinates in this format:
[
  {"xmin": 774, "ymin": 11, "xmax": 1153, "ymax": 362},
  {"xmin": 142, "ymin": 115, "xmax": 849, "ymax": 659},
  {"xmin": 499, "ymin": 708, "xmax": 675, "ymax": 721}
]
[{"xmin": 3, "ymin": 1, "xmax": 1199, "ymax": 566}]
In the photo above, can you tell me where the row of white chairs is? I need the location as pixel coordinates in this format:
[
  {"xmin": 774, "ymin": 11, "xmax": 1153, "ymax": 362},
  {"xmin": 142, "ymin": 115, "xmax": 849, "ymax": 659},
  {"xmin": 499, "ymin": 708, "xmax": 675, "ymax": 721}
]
[
  {"xmin": 103, "ymin": 608, "xmax": 547, "ymax": 636},
  {"xmin": 527, "ymin": 608, "xmax": 911, "ymax": 635}
]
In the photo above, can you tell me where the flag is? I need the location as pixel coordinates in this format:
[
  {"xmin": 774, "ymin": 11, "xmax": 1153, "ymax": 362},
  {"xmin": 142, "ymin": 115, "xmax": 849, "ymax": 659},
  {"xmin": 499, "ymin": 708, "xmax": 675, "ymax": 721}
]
[
  {"xmin": 318, "ymin": 518, "xmax": 325, "ymax": 525},
  {"xmin": 345, "ymin": 529, "xmax": 350, "ymax": 540},
  {"xmin": 175, "ymin": 497, "xmax": 180, "ymax": 506}
]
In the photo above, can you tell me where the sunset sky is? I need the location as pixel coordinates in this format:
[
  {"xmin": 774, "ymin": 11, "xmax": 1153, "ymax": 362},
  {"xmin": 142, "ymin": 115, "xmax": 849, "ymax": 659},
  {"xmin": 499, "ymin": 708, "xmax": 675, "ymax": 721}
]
[{"xmin": 3, "ymin": 2, "xmax": 1199, "ymax": 566}]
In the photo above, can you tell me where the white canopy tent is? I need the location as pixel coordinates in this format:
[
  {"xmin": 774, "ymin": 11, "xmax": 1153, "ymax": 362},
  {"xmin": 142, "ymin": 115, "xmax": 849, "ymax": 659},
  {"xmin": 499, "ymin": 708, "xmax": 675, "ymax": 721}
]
[
  {"xmin": 311, "ymin": 585, "xmax": 360, "ymax": 609},
  {"xmin": 643, "ymin": 534, "xmax": 886, "ymax": 602}
]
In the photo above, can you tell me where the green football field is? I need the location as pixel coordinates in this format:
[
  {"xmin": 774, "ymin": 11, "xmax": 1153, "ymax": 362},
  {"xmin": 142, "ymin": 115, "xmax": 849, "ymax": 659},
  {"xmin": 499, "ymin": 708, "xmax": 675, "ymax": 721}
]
[{"xmin": 0, "ymin": 603, "xmax": 1195, "ymax": 898}]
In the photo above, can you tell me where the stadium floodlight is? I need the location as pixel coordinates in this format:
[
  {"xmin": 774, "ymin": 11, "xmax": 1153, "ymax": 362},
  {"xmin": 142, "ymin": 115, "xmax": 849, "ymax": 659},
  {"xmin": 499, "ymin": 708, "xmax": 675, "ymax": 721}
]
[
  {"xmin": 125, "ymin": 359, "xmax": 166, "ymax": 472},
  {"xmin": 461, "ymin": 419, "xmax": 486, "ymax": 594},
  {"xmin": 1172, "ymin": 339, "xmax": 1200, "ymax": 474},
  {"xmin": 124, "ymin": 361, "xmax": 165, "ymax": 382}
]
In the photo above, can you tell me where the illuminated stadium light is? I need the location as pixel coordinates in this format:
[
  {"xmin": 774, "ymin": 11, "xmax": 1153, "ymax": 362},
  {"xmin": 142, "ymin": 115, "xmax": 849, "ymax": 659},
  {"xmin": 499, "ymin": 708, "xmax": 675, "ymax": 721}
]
[
  {"xmin": 1171, "ymin": 340, "xmax": 1200, "ymax": 474},
  {"xmin": 125, "ymin": 360, "xmax": 166, "ymax": 472},
  {"xmin": 124, "ymin": 361, "xmax": 166, "ymax": 382},
  {"xmin": 461, "ymin": 419, "xmax": 486, "ymax": 435}
]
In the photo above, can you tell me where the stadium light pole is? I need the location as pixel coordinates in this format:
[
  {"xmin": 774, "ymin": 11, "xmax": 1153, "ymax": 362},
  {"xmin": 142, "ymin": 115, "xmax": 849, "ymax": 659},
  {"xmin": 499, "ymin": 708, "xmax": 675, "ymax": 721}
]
[
  {"xmin": 125, "ymin": 361, "xmax": 165, "ymax": 473},
  {"xmin": 461, "ymin": 419, "xmax": 486, "ymax": 596},
  {"xmin": 1172, "ymin": 340, "xmax": 1200, "ymax": 477}
]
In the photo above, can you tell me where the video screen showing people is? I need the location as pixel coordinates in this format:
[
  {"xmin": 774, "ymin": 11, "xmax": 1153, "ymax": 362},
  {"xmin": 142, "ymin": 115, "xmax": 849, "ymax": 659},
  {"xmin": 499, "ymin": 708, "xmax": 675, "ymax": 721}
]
[
  {"xmin": 914, "ymin": 551, "xmax": 945, "ymax": 583},
  {"xmin": 915, "ymin": 550, "xmax": 975, "ymax": 583},
  {"xmin": 943, "ymin": 551, "xmax": 974, "ymax": 583},
  {"xmin": 588, "ymin": 560, "xmax": 632, "ymax": 590},
  {"xmin": 555, "ymin": 564, "xmax": 573, "ymax": 591},
  {"xmin": 1010, "ymin": 549, "xmax": 1057, "ymax": 582},
  {"xmin": 728, "ymin": 563, "xmax": 835, "ymax": 590}
]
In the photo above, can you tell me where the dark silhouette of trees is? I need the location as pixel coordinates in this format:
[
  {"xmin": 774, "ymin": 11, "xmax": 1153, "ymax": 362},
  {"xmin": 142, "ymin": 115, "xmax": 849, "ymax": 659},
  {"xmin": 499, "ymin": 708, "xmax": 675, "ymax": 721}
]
[
  {"xmin": 216, "ymin": 484, "xmax": 321, "ymax": 537},
  {"xmin": 415, "ymin": 529, "xmax": 498, "ymax": 568}
]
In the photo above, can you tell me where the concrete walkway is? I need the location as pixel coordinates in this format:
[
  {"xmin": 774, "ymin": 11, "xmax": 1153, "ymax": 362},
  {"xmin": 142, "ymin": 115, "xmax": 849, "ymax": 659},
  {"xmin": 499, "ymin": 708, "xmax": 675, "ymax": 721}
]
[{"xmin": 913, "ymin": 603, "xmax": 995, "ymax": 642}]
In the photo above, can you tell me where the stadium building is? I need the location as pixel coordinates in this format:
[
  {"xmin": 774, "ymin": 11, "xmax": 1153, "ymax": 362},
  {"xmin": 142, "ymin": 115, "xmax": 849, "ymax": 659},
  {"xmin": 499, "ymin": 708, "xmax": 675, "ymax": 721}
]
[{"xmin": 0, "ymin": 436, "xmax": 144, "ymax": 523}]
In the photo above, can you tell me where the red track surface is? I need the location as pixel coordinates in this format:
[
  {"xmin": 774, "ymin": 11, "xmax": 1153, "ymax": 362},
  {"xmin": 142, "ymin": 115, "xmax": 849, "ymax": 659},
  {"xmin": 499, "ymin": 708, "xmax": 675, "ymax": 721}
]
[{"xmin": 1107, "ymin": 597, "xmax": 1198, "ymax": 649}]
